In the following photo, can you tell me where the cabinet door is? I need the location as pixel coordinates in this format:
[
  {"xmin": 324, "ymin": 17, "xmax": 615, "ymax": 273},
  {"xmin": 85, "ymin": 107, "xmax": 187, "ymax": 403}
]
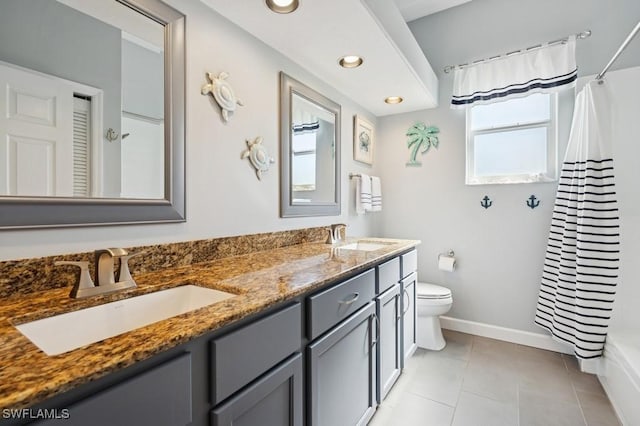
[
  {"xmin": 376, "ymin": 283, "xmax": 402, "ymax": 404},
  {"xmin": 211, "ymin": 353, "xmax": 303, "ymax": 426},
  {"xmin": 35, "ymin": 353, "xmax": 192, "ymax": 426},
  {"xmin": 307, "ymin": 302, "xmax": 377, "ymax": 426},
  {"xmin": 401, "ymin": 272, "xmax": 418, "ymax": 366}
]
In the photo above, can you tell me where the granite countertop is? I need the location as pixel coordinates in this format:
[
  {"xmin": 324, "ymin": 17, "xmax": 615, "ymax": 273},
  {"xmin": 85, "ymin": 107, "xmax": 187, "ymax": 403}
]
[{"xmin": 0, "ymin": 238, "xmax": 419, "ymax": 409}]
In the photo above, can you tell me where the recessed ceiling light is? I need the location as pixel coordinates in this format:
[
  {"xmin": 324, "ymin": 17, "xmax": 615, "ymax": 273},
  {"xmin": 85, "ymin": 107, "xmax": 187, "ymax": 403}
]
[
  {"xmin": 339, "ymin": 55, "xmax": 363, "ymax": 68},
  {"xmin": 265, "ymin": 0, "xmax": 299, "ymax": 14},
  {"xmin": 384, "ymin": 96, "xmax": 403, "ymax": 104}
]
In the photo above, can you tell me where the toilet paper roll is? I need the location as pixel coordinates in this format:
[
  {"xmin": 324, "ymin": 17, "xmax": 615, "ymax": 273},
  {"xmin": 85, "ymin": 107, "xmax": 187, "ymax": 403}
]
[{"xmin": 438, "ymin": 255, "xmax": 456, "ymax": 272}]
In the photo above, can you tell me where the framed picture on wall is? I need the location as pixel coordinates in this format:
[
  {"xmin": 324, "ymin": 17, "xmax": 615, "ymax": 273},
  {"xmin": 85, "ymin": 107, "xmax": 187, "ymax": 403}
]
[{"xmin": 353, "ymin": 115, "xmax": 374, "ymax": 165}]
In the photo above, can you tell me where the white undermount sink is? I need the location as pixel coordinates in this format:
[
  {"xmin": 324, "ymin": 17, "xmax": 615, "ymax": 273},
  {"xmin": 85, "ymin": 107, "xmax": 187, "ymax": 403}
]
[
  {"xmin": 15, "ymin": 285, "xmax": 235, "ymax": 356},
  {"xmin": 338, "ymin": 241, "xmax": 393, "ymax": 252}
]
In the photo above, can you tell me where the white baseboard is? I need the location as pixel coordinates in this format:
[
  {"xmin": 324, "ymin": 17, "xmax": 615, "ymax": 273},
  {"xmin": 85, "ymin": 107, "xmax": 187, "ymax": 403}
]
[{"xmin": 440, "ymin": 316, "xmax": 574, "ymax": 355}]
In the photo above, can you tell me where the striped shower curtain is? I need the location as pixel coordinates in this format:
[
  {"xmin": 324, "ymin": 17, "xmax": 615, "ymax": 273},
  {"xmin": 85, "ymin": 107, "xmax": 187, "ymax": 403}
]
[{"xmin": 535, "ymin": 81, "xmax": 619, "ymax": 359}]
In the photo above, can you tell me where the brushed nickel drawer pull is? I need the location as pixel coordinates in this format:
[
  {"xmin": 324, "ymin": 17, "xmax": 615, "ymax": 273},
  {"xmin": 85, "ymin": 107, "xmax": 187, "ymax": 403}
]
[
  {"xmin": 339, "ymin": 292, "xmax": 360, "ymax": 305},
  {"xmin": 371, "ymin": 312, "xmax": 380, "ymax": 348}
]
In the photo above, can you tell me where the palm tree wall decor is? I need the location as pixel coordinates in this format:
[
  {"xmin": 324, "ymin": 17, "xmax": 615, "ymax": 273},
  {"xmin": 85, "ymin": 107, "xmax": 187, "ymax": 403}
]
[{"xmin": 406, "ymin": 122, "xmax": 440, "ymax": 166}]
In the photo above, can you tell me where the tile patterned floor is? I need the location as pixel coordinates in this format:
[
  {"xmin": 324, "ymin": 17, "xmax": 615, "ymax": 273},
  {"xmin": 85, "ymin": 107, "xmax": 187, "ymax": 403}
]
[{"xmin": 369, "ymin": 330, "xmax": 621, "ymax": 426}]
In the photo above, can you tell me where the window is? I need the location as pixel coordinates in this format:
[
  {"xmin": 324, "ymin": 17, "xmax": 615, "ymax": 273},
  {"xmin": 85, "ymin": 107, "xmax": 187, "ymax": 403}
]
[{"xmin": 466, "ymin": 93, "xmax": 558, "ymax": 185}]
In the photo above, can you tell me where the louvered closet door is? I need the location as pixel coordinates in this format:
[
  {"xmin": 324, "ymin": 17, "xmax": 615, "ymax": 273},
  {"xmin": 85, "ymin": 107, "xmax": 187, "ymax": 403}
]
[
  {"xmin": 72, "ymin": 97, "xmax": 91, "ymax": 197},
  {"xmin": 0, "ymin": 63, "xmax": 74, "ymax": 196}
]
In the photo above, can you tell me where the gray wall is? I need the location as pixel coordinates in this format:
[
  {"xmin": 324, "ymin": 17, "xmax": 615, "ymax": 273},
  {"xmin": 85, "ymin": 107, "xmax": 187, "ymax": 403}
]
[
  {"xmin": 122, "ymin": 39, "xmax": 164, "ymax": 120},
  {"xmin": 0, "ymin": 0, "xmax": 123, "ymax": 197},
  {"xmin": 314, "ymin": 121, "xmax": 337, "ymax": 202},
  {"xmin": 376, "ymin": 0, "xmax": 640, "ymax": 334}
]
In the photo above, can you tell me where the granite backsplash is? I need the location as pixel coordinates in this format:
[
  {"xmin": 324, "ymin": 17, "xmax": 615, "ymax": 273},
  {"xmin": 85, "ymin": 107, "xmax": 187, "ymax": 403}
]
[{"xmin": 0, "ymin": 227, "xmax": 327, "ymax": 298}]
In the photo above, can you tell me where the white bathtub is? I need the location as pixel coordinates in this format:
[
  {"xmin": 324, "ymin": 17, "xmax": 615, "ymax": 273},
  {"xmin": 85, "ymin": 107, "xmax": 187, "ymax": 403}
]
[{"xmin": 599, "ymin": 330, "xmax": 640, "ymax": 425}]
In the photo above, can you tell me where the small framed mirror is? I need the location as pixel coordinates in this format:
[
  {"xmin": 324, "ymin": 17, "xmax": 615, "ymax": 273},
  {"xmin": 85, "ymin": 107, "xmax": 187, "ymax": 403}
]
[{"xmin": 280, "ymin": 72, "xmax": 341, "ymax": 217}]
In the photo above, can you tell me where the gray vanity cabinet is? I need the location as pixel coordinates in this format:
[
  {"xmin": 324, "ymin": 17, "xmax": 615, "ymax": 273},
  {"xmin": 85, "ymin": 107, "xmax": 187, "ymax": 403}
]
[
  {"xmin": 211, "ymin": 353, "xmax": 303, "ymax": 426},
  {"xmin": 307, "ymin": 302, "xmax": 377, "ymax": 426},
  {"xmin": 376, "ymin": 283, "xmax": 402, "ymax": 403},
  {"xmin": 401, "ymin": 249, "xmax": 418, "ymax": 364}
]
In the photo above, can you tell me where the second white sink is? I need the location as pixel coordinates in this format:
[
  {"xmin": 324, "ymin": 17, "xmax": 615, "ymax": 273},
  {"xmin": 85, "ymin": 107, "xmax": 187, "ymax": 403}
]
[
  {"xmin": 15, "ymin": 285, "xmax": 235, "ymax": 356},
  {"xmin": 338, "ymin": 241, "xmax": 392, "ymax": 251}
]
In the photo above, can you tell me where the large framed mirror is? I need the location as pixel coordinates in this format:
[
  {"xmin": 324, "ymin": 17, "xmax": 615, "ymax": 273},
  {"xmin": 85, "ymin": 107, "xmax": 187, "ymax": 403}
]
[
  {"xmin": 280, "ymin": 72, "xmax": 341, "ymax": 217},
  {"xmin": 0, "ymin": 0, "xmax": 185, "ymax": 229}
]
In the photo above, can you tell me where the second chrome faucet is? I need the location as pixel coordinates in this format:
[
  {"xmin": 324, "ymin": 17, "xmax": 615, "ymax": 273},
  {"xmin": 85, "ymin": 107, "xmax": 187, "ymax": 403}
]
[{"xmin": 326, "ymin": 224, "xmax": 347, "ymax": 244}]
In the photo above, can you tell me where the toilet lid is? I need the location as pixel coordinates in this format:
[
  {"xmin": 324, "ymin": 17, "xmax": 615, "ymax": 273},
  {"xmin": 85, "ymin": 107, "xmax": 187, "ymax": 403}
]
[{"xmin": 416, "ymin": 282, "xmax": 452, "ymax": 299}]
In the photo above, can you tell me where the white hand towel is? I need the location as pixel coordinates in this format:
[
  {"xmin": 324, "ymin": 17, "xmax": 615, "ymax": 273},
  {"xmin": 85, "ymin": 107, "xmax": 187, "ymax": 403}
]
[
  {"xmin": 356, "ymin": 174, "xmax": 372, "ymax": 214},
  {"xmin": 371, "ymin": 176, "xmax": 382, "ymax": 212}
]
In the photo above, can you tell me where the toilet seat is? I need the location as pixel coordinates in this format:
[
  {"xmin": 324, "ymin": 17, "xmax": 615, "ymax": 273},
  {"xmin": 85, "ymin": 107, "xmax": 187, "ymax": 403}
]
[{"xmin": 417, "ymin": 282, "xmax": 452, "ymax": 300}]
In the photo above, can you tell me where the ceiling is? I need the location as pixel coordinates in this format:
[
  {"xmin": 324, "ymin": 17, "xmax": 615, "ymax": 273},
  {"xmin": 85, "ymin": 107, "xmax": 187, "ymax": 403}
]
[
  {"xmin": 200, "ymin": 0, "xmax": 439, "ymax": 116},
  {"xmin": 393, "ymin": 0, "xmax": 473, "ymax": 22}
]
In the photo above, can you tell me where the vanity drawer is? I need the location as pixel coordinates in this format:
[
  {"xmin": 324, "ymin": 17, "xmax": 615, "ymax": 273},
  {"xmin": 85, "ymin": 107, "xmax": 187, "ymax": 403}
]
[
  {"xmin": 377, "ymin": 257, "xmax": 400, "ymax": 293},
  {"xmin": 307, "ymin": 268, "xmax": 375, "ymax": 340},
  {"xmin": 211, "ymin": 303, "xmax": 302, "ymax": 405},
  {"xmin": 401, "ymin": 250, "xmax": 418, "ymax": 278}
]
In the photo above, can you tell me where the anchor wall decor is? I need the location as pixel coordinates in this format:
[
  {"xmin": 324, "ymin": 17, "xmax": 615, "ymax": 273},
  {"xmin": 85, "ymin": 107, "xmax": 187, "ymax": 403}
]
[
  {"xmin": 526, "ymin": 195, "xmax": 540, "ymax": 209},
  {"xmin": 480, "ymin": 196, "xmax": 492, "ymax": 209}
]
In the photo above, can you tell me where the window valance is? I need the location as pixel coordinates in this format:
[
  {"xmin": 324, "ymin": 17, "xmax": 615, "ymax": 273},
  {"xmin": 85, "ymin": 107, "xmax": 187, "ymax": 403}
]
[{"xmin": 451, "ymin": 37, "xmax": 577, "ymax": 109}]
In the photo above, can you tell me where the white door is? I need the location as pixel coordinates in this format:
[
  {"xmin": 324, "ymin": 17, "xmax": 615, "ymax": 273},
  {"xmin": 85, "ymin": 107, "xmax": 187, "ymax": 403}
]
[
  {"xmin": 0, "ymin": 63, "xmax": 74, "ymax": 196},
  {"xmin": 120, "ymin": 115, "xmax": 164, "ymax": 199}
]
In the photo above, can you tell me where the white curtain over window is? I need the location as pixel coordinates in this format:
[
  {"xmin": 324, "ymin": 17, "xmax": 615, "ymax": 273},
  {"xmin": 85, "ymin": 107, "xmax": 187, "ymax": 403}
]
[{"xmin": 451, "ymin": 37, "xmax": 577, "ymax": 109}]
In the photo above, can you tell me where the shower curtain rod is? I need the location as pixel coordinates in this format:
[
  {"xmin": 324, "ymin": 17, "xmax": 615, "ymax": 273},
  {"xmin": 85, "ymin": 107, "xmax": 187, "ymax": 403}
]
[
  {"xmin": 443, "ymin": 30, "xmax": 591, "ymax": 73},
  {"xmin": 596, "ymin": 21, "xmax": 640, "ymax": 82}
]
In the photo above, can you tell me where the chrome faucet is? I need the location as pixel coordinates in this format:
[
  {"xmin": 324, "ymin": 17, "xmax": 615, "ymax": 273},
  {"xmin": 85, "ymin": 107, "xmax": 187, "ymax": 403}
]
[
  {"xmin": 326, "ymin": 223, "xmax": 347, "ymax": 244},
  {"xmin": 55, "ymin": 248, "xmax": 142, "ymax": 298}
]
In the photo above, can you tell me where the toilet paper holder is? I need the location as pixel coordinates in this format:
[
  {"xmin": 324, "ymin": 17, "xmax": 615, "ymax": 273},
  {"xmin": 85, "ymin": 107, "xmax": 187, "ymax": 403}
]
[{"xmin": 438, "ymin": 250, "xmax": 455, "ymax": 260}]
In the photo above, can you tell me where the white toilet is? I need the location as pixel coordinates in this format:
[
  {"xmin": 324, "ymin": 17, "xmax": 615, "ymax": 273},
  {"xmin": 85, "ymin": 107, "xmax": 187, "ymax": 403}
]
[{"xmin": 416, "ymin": 282, "xmax": 453, "ymax": 350}]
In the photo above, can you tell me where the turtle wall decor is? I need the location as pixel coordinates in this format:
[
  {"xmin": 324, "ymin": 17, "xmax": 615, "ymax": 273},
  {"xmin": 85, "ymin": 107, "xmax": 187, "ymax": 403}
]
[
  {"xmin": 241, "ymin": 136, "xmax": 275, "ymax": 180},
  {"xmin": 406, "ymin": 122, "xmax": 440, "ymax": 166},
  {"xmin": 201, "ymin": 71, "xmax": 244, "ymax": 122}
]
